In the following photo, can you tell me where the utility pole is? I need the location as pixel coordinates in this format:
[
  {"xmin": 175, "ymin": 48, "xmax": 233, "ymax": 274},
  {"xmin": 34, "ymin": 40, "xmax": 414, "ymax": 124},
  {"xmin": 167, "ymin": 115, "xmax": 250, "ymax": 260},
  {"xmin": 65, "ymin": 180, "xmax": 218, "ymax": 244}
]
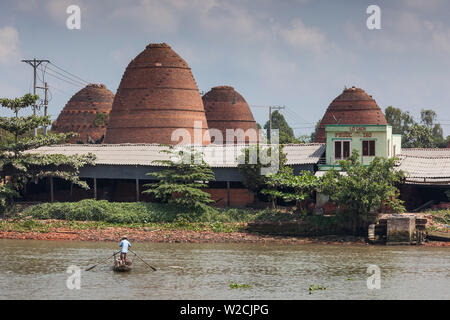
[
  {"xmin": 22, "ymin": 59, "xmax": 50, "ymax": 136},
  {"xmin": 36, "ymin": 82, "xmax": 49, "ymax": 135},
  {"xmin": 268, "ymin": 105, "xmax": 285, "ymax": 143}
]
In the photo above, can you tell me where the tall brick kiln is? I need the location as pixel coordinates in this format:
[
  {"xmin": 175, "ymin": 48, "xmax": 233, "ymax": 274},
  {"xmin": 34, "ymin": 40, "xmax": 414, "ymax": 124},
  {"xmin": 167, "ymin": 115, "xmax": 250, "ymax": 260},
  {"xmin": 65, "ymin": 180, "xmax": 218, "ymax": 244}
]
[
  {"xmin": 104, "ymin": 43, "xmax": 210, "ymax": 145},
  {"xmin": 52, "ymin": 84, "xmax": 114, "ymax": 144},
  {"xmin": 202, "ymin": 86, "xmax": 259, "ymax": 144},
  {"xmin": 315, "ymin": 86, "xmax": 387, "ymax": 143}
]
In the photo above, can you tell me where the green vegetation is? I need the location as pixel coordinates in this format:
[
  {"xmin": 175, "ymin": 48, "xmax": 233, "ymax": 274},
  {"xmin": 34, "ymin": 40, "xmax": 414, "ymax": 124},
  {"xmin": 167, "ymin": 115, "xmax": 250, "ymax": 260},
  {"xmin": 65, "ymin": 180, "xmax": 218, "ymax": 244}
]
[
  {"xmin": 19, "ymin": 199, "xmax": 292, "ymax": 224},
  {"xmin": 263, "ymin": 110, "xmax": 299, "ymax": 144},
  {"xmin": 0, "ymin": 94, "xmax": 94, "ymax": 215},
  {"xmin": 429, "ymin": 210, "xmax": 450, "ymax": 225},
  {"xmin": 385, "ymin": 106, "xmax": 450, "ymax": 148},
  {"xmin": 1, "ymin": 200, "xmax": 308, "ymax": 234},
  {"xmin": 262, "ymin": 167, "xmax": 319, "ymax": 211},
  {"xmin": 321, "ymin": 150, "xmax": 405, "ymax": 216},
  {"xmin": 0, "ymin": 216, "xmax": 245, "ymax": 234},
  {"xmin": 93, "ymin": 112, "xmax": 109, "ymax": 127},
  {"xmin": 238, "ymin": 144, "xmax": 289, "ymax": 204},
  {"xmin": 143, "ymin": 147, "xmax": 217, "ymax": 215},
  {"xmin": 309, "ymin": 284, "xmax": 327, "ymax": 294},
  {"xmin": 320, "ymin": 150, "xmax": 405, "ymax": 233},
  {"xmin": 229, "ymin": 282, "xmax": 251, "ymax": 289},
  {"xmin": 21, "ymin": 199, "xmax": 261, "ymax": 224},
  {"xmin": 309, "ymin": 120, "xmax": 321, "ymax": 142},
  {"xmin": 424, "ymin": 209, "xmax": 450, "ymax": 232}
]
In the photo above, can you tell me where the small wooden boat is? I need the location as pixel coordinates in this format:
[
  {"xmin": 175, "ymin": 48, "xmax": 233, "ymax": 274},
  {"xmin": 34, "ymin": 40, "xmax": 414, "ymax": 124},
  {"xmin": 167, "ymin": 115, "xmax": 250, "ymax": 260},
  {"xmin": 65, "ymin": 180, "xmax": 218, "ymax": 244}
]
[{"xmin": 113, "ymin": 258, "xmax": 132, "ymax": 272}]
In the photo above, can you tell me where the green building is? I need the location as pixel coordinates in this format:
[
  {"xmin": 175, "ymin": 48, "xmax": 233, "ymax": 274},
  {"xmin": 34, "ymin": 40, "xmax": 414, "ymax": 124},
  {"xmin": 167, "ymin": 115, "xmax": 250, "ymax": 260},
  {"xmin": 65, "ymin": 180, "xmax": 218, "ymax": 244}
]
[{"xmin": 318, "ymin": 124, "xmax": 402, "ymax": 170}]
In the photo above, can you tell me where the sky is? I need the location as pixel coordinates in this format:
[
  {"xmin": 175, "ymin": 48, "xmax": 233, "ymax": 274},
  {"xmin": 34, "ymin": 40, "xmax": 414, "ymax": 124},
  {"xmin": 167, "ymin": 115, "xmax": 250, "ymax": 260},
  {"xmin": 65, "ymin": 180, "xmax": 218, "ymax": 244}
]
[{"xmin": 1, "ymin": 0, "xmax": 450, "ymax": 137}]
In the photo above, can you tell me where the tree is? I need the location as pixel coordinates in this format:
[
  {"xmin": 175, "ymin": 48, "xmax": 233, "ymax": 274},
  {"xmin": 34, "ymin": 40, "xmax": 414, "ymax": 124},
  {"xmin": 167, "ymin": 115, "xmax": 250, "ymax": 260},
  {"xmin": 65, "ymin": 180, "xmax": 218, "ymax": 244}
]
[
  {"xmin": 297, "ymin": 135, "xmax": 312, "ymax": 143},
  {"xmin": 238, "ymin": 144, "xmax": 287, "ymax": 203},
  {"xmin": 0, "ymin": 94, "xmax": 95, "ymax": 213},
  {"xmin": 261, "ymin": 166, "xmax": 319, "ymax": 212},
  {"xmin": 403, "ymin": 123, "xmax": 435, "ymax": 148},
  {"xmin": 385, "ymin": 106, "xmax": 447, "ymax": 148},
  {"xmin": 420, "ymin": 109, "xmax": 446, "ymax": 147},
  {"xmin": 310, "ymin": 120, "xmax": 321, "ymax": 142},
  {"xmin": 385, "ymin": 106, "xmax": 415, "ymax": 135},
  {"xmin": 264, "ymin": 110, "xmax": 299, "ymax": 144},
  {"xmin": 321, "ymin": 150, "xmax": 405, "ymax": 218},
  {"xmin": 143, "ymin": 147, "xmax": 216, "ymax": 214}
]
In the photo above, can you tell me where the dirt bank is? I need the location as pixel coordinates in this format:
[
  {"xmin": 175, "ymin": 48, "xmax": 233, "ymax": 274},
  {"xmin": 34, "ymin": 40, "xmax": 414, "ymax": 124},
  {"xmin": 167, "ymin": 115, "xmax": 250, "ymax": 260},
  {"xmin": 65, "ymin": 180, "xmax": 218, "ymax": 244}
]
[
  {"xmin": 0, "ymin": 228, "xmax": 368, "ymax": 245},
  {"xmin": 0, "ymin": 219, "xmax": 448, "ymax": 246}
]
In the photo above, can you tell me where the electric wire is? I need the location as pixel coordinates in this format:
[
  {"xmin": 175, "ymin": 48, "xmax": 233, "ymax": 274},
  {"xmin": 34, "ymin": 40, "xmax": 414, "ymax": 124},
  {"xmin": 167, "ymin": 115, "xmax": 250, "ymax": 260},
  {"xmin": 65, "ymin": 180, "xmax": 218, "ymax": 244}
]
[
  {"xmin": 37, "ymin": 66, "xmax": 85, "ymax": 88},
  {"xmin": 45, "ymin": 65, "xmax": 88, "ymax": 87},
  {"xmin": 49, "ymin": 62, "xmax": 90, "ymax": 85}
]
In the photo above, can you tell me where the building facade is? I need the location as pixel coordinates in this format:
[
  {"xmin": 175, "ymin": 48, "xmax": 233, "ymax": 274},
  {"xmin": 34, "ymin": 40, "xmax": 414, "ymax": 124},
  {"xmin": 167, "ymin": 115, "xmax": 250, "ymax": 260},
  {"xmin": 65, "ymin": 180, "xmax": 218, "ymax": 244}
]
[{"xmin": 319, "ymin": 124, "xmax": 402, "ymax": 169}]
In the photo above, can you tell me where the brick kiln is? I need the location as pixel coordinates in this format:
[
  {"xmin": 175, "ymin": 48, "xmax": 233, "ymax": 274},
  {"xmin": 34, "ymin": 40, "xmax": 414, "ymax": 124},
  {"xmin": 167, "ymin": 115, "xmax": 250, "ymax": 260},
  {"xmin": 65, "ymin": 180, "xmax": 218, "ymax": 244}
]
[
  {"xmin": 315, "ymin": 86, "xmax": 387, "ymax": 143},
  {"xmin": 52, "ymin": 84, "xmax": 114, "ymax": 144},
  {"xmin": 104, "ymin": 43, "xmax": 210, "ymax": 145},
  {"xmin": 203, "ymin": 86, "xmax": 259, "ymax": 144}
]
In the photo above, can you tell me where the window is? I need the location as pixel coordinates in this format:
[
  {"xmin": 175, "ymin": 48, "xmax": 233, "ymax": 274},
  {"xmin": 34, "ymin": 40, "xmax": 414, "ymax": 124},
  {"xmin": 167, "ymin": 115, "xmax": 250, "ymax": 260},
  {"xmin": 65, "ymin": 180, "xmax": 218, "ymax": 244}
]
[
  {"xmin": 335, "ymin": 141, "xmax": 351, "ymax": 160},
  {"xmin": 362, "ymin": 140, "xmax": 375, "ymax": 156},
  {"xmin": 335, "ymin": 141, "xmax": 341, "ymax": 159},
  {"xmin": 343, "ymin": 141, "xmax": 350, "ymax": 158}
]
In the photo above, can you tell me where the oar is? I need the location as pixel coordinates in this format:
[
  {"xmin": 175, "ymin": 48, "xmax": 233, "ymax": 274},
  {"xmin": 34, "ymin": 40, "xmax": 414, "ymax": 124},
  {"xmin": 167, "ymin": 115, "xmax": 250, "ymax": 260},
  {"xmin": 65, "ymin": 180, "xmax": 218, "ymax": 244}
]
[
  {"xmin": 129, "ymin": 249, "xmax": 156, "ymax": 271},
  {"xmin": 85, "ymin": 251, "xmax": 121, "ymax": 271}
]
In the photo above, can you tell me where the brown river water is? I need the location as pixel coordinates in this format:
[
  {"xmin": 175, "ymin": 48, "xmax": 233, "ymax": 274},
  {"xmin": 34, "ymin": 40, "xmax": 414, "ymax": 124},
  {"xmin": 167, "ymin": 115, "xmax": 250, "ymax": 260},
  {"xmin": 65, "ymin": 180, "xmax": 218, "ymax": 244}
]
[{"xmin": 1, "ymin": 239, "xmax": 449, "ymax": 300}]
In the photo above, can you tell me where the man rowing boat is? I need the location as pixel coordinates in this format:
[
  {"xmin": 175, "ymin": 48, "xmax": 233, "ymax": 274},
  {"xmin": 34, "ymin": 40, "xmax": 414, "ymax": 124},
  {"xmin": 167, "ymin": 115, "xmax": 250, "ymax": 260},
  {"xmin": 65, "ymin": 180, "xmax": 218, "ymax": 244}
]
[{"xmin": 119, "ymin": 236, "xmax": 131, "ymax": 265}]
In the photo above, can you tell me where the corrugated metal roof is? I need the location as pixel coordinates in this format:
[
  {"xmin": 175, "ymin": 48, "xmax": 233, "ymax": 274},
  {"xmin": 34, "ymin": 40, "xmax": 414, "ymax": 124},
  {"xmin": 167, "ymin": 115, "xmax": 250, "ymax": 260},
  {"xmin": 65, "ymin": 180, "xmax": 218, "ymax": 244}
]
[
  {"xmin": 399, "ymin": 148, "xmax": 450, "ymax": 158},
  {"xmin": 397, "ymin": 148, "xmax": 450, "ymax": 184},
  {"xmin": 27, "ymin": 143, "xmax": 325, "ymax": 168},
  {"xmin": 284, "ymin": 144, "xmax": 326, "ymax": 165}
]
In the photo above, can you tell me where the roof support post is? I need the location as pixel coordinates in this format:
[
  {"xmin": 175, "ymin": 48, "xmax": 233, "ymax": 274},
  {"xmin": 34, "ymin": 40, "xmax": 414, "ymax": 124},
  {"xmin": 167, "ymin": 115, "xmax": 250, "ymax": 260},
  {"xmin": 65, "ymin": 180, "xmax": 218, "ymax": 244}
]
[
  {"xmin": 50, "ymin": 177, "xmax": 54, "ymax": 203},
  {"xmin": 136, "ymin": 179, "xmax": 140, "ymax": 202},
  {"xmin": 227, "ymin": 181, "xmax": 231, "ymax": 207},
  {"xmin": 93, "ymin": 178, "xmax": 97, "ymax": 200}
]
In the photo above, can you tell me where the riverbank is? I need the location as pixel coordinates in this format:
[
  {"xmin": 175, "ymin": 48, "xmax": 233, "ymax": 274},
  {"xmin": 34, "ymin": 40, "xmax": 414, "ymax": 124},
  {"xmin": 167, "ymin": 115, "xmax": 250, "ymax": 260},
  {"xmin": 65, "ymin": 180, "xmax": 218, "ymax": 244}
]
[
  {"xmin": 0, "ymin": 219, "xmax": 449, "ymax": 246},
  {"xmin": 0, "ymin": 218, "xmax": 365, "ymax": 244}
]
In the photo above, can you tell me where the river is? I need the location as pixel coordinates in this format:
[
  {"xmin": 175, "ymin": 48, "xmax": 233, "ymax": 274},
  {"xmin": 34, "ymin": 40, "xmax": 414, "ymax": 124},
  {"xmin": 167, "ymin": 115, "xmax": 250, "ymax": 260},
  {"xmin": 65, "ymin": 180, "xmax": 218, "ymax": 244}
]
[{"xmin": 0, "ymin": 239, "xmax": 449, "ymax": 299}]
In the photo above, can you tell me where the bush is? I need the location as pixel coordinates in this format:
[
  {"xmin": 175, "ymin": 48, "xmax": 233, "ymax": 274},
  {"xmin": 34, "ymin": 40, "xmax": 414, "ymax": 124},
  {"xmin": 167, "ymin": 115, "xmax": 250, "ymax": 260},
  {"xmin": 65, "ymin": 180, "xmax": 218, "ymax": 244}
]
[
  {"xmin": 23, "ymin": 200, "xmax": 180, "ymax": 224},
  {"xmin": 22, "ymin": 200, "xmax": 260, "ymax": 224}
]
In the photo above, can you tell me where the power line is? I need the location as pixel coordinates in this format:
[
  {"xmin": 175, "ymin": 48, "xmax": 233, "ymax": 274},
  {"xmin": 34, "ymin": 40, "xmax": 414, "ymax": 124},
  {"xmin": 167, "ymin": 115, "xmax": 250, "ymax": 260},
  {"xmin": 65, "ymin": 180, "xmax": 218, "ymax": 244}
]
[
  {"xmin": 38, "ymin": 66, "xmax": 85, "ymax": 88},
  {"xmin": 284, "ymin": 105, "xmax": 313, "ymax": 125},
  {"xmin": 281, "ymin": 107, "xmax": 314, "ymax": 125},
  {"xmin": 250, "ymin": 104, "xmax": 273, "ymax": 108},
  {"xmin": 46, "ymin": 65, "xmax": 88, "ymax": 86},
  {"xmin": 50, "ymin": 85, "xmax": 71, "ymax": 96},
  {"xmin": 269, "ymin": 106, "xmax": 285, "ymax": 143},
  {"xmin": 50, "ymin": 62, "xmax": 90, "ymax": 85}
]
